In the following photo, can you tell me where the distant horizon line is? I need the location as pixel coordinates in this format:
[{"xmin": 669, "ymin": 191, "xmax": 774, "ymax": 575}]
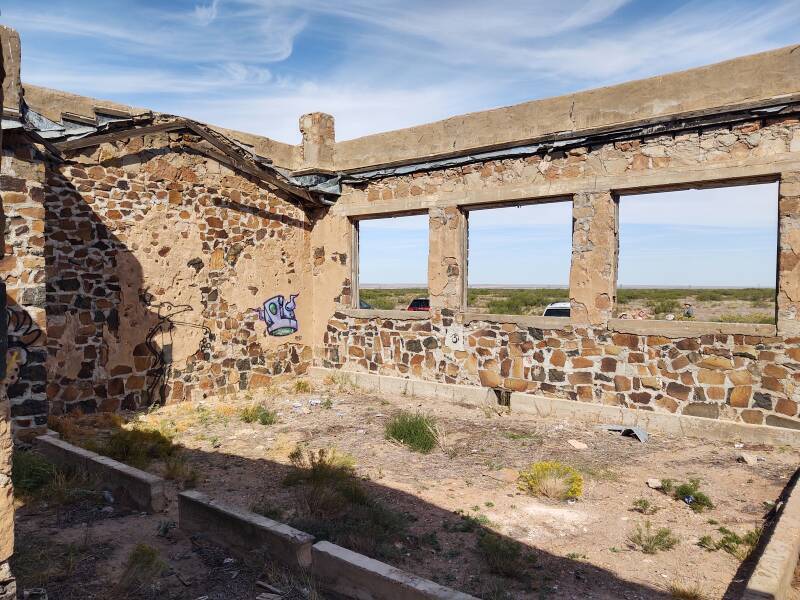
[{"xmin": 360, "ymin": 284, "xmax": 776, "ymax": 289}]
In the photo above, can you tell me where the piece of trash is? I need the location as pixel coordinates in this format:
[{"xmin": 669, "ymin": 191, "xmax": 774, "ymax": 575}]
[
  {"xmin": 567, "ymin": 439, "xmax": 588, "ymax": 450},
  {"xmin": 734, "ymin": 442, "xmax": 744, "ymax": 449},
  {"xmin": 309, "ymin": 398, "xmax": 322, "ymax": 406},
  {"xmin": 567, "ymin": 498, "xmax": 577, "ymax": 505},
  {"xmin": 102, "ymin": 490, "xmax": 115, "ymax": 504},
  {"xmin": 683, "ymin": 495, "xmax": 695, "ymax": 506},
  {"xmin": 737, "ymin": 452, "xmax": 758, "ymax": 466},
  {"xmin": 292, "ymin": 402, "xmax": 302, "ymax": 409},
  {"xmin": 101, "ymin": 506, "xmax": 114, "ymax": 514},
  {"xmin": 23, "ymin": 589, "xmax": 48, "ymax": 600},
  {"xmin": 646, "ymin": 478, "xmax": 662, "ymax": 489},
  {"xmin": 598, "ymin": 424, "xmax": 648, "ymax": 443},
  {"xmin": 223, "ymin": 557, "xmax": 235, "ymax": 565}
]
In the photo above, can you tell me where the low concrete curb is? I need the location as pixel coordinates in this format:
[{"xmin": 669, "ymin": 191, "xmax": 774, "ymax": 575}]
[
  {"xmin": 309, "ymin": 367, "xmax": 800, "ymax": 447},
  {"xmin": 176, "ymin": 492, "xmax": 477, "ymax": 598},
  {"xmin": 178, "ymin": 490, "xmax": 314, "ymax": 569},
  {"xmin": 743, "ymin": 471, "xmax": 800, "ymax": 600},
  {"xmin": 311, "ymin": 541, "xmax": 479, "ymax": 600},
  {"xmin": 35, "ymin": 434, "xmax": 166, "ymax": 512}
]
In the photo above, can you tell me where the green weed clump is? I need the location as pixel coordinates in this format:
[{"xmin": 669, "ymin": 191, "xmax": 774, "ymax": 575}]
[
  {"xmin": 715, "ymin": 313, "xmax": 775, "ymax": 324},
  {"xmin": 283, "ymin": 444, "xmax": 406, "ymax": 558},
  {"xmin": 669, "ymin": 582, "xmax": 709, "ymax": 600},
  {"xmin": 117, "ymin": 544, "xmax": 166, "ymax": 594},
  {"xmin": 518, "ymin": 461, "xmax": 583, "ymax": 500},
  {"xmin": 628, "ymin": 521, "xmax": 678, "ymax": 554},
  {"xmin": 163, "ymin": 453, "xmax": 198, "ymax": 489},
  {"xmin": 476, "ymin": 532, "xmax": 533, "ymax": 579},
  {"xmin": 632, "ymin": 498, "xmax": 659, "ymax": 515},
  {"xmin": 385, "ymin": 411, "xmax": 438, "ymax": 453},
  {"xmin": 96, "ymin": 427, "xmax": 176, "ymax": 469},
  {"xmin": 293, "ymin": 379, "xmax": 312, "ymax": 393},
  {"xmin": 12, "ymin": 451, "xmax": 56, "ymax": 496},
  {"xmin": 661, "ymin": 478, "xmax": 714, "ymax": 513},
  {"xmin": 697, "ymin": 526, "xmax": 761, "ymax": 560},
  {"xmin": 241, "ymin": 404, "xmax": 278, "ymax": 425}
]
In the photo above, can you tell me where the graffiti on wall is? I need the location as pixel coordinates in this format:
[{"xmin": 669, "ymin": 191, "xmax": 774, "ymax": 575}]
[
  {"xmin": 4, "ymin": 307, "xmax": 43, "ymax": 387},
  {"xmin": 254, "ymin": 294, "xmax": 299, "ymax": 336},
  {"xmin": 141, "ymin": 291, "xmax": 212, "ymax": 406}
]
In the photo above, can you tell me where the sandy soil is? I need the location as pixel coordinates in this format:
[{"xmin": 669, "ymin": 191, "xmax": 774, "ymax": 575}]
[{"xmin": 126, "ymin": 380, "xmax": 798, "ymax": 600}]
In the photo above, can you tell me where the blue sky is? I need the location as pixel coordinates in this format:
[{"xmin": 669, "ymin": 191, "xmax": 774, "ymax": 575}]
[{"xmin": 2, "ymin": 1, "xmax": 792, "ymax": 286}]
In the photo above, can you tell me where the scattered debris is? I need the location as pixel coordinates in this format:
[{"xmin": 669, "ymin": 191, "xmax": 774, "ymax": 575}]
[
  {"xmin": 737, "ymin": 452, "xmax": 759, "ymax": 466},
  {"xmin": 646, "ymin": 479, "xmax": 663, "ymax": 489},
  {"xmin": 567, "ymin": 439, "xmax": 588, "ymax": 450},
  {"xmin": 256, "ymin": 581, "xmax": 284, "ymax": 594},
  {"xmin": 23, "ymin": 589, "xmax": 48, "ymax": 600},
  {"xmin": 599, "ymin": 424, "xmax": 648, "ymax": 443}
]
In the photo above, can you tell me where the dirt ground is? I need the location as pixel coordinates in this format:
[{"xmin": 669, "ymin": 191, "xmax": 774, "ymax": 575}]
[{"xmin": 85, "ymin": 377, "xmax": 796, "ymax": 600}]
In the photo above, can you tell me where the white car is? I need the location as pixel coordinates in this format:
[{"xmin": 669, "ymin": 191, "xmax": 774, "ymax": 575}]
[{"xmin": 543, "ymin": 301, "xmax": 570, "ymax": 317}]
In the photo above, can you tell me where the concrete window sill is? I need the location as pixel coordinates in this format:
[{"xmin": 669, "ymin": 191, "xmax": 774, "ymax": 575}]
[
  {"xmin": 340, "ymin": 308, "xmax": 430, "ymax": 320},
  {"xmin": 462, "ymin": 312, "xmax": 572, "ymax": 329},
  {"xmin": 608, "ymin": 318, "xmax": 777, "ymax": 338}
]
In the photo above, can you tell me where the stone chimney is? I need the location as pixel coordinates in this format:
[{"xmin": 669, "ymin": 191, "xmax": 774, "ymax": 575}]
[
  {"xmin": 1, "ymin": 26, "xmax": 21, "ymax": 117},
  {"xmin": 298, "ymin": 112, "xmax": 335, "ymax": 172}
]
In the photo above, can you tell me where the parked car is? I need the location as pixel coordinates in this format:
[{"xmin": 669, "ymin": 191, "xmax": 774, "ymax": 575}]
[
  {"xmin": 543, "ymin": 301, "xmax": 570, "ymax": 317},
  {"xmin": 407, "ymin": 297, "xmax": 430, "ymax": 311},
  {"xmin": 359, "ymin": 299, "xmax": 373, "ymax": 309}
]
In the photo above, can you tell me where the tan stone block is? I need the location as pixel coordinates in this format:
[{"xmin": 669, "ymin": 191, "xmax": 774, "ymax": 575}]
[
  {"xmin": 706, "ymin": 386, "xmax": 725, "ymax": 401},
  {"xmin": 614, "ymin": 376, "xmax": 631, "ymax": 392},
  {"xmin": 479, "ymin": 370, "xmax": 501, "ymax": 388},
  {"xmin": 504, "ymin": 378, "xmax": 528, "ymax": 392},
  {"xmin": 729, "ymin": 386, "xmax": 752, "ymax": 408},
  {"xmin": 698, "ymin": 369, "xmax": 725, "ymax": 385},
  {"xmin": 729, "ymin": 370, "xmax": 753, "ymax": 385},
  {"xmin": 740, "ymin": 409, "xmax": 763, "ymax": 425},
  {"xmin": 698, "ymin": 355, "xmax": 734, "ymax": 370},
  {"xmin": 550, "ymin": 350, "xmax": 566, "ymax": 367},
  {"xmin": 640, "ymin": 377, "xmax": 661, "ymax": 390},
  {"xmin": 763, "ymin": 363, "xmax": 788, "ymax": 379}
]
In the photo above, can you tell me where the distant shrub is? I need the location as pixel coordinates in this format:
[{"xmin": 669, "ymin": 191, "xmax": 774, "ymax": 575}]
[
  {"xmin": 518, "ymin": 461, "xmax": 583, "ymax": 500},
  {"xmin": 476, "ymin": 531, "xmax": 532, "ymax": 579},
  {"xmin": 97, "ymin": 427, "xmax": 176, "ymax": 469},
  {"xmin": 293, "ymin": 379, "xmax": 312, "ymax": 393}
]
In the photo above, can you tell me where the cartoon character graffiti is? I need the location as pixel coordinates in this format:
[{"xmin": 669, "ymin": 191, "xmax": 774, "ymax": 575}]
[
  {"xmin": 254, "ymin": 294, "xmax": 299, "ymax": 336},
  {"xmin": 3, "ymin": 307, "xmax": 43, "ymax": 389}
]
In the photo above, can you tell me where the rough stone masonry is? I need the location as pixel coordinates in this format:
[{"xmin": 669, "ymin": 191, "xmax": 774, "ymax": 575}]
[{"xmin": 1, "ymin": 30, "xmax": 799, "ymax": 442}]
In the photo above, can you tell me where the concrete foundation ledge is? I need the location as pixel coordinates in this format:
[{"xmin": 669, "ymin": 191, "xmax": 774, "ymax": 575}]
[
  {"xmin": 310, "ymin": 367, "xmax": 799, "ymax": 447},
  {"xmin": 35, "ymin": 433, "xmax": 166, "ymax": 512},
  {"xmin": 310, "ymin": 541, "xmax": 479, "ymax": 600},
  {"xmin": 178, "ymin": 490, "xmax": 314, "ymax": 569},
  {"xmin": 743, "ymin": 471, "xmax": 800, "ymax": 600},
  {"xmin": 309, "ymin": 367, "xmax": 495, "ymax": 406},
  {"xmin": 510, "ymin": 393, "xmax": 800, "ymax": 447}
]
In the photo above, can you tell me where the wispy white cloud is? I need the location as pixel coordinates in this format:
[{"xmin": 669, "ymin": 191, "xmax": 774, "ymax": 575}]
[{"xmin": 194, "ymin": 0, "xmax": 220, "ymax": 26}]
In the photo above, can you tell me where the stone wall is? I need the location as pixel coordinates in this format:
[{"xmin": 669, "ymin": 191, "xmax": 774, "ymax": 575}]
[
  {"xmin": 6, "ymin": 131, "xmax": 313, "ymax": 430},
  {"xmin": 1, "ymin": 132, "xmax": 48, "ymax": 437},
  {"xmin": 319, "ymin": 114, "xmax": 800, "ymax": 431},
  {"xmin": 0, "ymin": 27, "xmax": 17, "ymax": 600}
]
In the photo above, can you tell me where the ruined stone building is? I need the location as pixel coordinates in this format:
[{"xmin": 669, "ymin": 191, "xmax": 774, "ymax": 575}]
[{"xmin": 0, "ymin": 24, "xmax": 799, "ymax": 595}]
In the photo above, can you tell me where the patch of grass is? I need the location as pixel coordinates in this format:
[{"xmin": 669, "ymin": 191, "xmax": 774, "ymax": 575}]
[
  {"xmin": 12, "ymin": 451, "xmax": 100, "ymax": 505},
  {"xmin": 251, "ymin": 499, "xmax": 284, "ymax": 521},
  {"xmin": 321, "ymin": 398, "xmax": 333, "ymax": 409},
  {"xmin": 359, "ymin": 288, "xmax": 428, "ymax": 310},
  {"xmin": 12, "ymin": 450, "xmax": 56, "ymax": 496},
  {"xmin": 293, "ymin": 379, "xmax": 312, "ymax": 393},
  {"xmin": 117, "ymin": 543, "xmax": 167, "ymax": 595},
  {"xmin": 476, "ymin": 531, "xmax": 533, "ymax": 579},
  {"xmin": 12, "ymin": 533, "xmax": 109, "ymax": 591},
  {"xmin": 284, "ymin": 445, "xmax": 406, "ymax": 559},
  {"xmin": 385, "ymin": 411, "xmax": 438, "ymax": 453},
  {"xmin": 665, "ymin": 478, "xmax": 714, "ymax": 513},
  {"xmin": 715, "ymin": 313, "xmax": 775, "ymax": 324},
  {"xmin": 698, "ymin": 527, "xmax": 761, "ymax": 560},
  {"xmin": 649, "ymin": 299, "xmax": 681, "ymax": 315},
  {"xmin": 632, "ymin": 498, "xmax": 659, "ymax": 515},
  {"xmin": 163, "ymin": 453, "xmax": 198, "ymax": 489},
  {"xmin": 94, "ymin": 427, "xmax": 176, "ymax": 469},
  {"xmin": 518, "ymin": 461, "xmax": 583, "ymax": 500},
  {"xmin": 240, "ymin": 404, "xmax": 278, "ymax": 425},
  {"xmin": 669, "ymin": 582, "xmax": 709, "ymax": 600},
  {"xmin": 628, "ymin": 521, "xmax": 678, "ymax": 554},
  {"xmin": 566, "ymin": 552, "xmax": 587, "ymax": 560}
]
